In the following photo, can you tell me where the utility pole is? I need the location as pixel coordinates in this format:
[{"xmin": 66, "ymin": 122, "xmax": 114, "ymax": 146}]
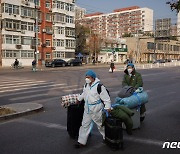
[
  {"xmin": 0, "ymin": 0, "xmax": 2, "ymax": 67},
  {"xmin": 35, "ymin": 0, "xmax": 39, "ymax": 66},
  {"xmin": 153, "ymin": 37, "xmax": 156, "ymax": 62}
]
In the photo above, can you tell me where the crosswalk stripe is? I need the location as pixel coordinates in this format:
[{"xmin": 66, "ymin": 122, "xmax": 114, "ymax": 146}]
[
  {"xmin": 10, "ymin": 93, "xmax": 49, "ymax": 101},
  {"xmin": 0, "ymin": 83, "xmax": 65, "ymax": 93},
  {"xmin": 63, "ymin": 88, "xmax": 83, "ymax": 92},
  {"xmin": 0, "ymin": 81, "xmax": 54, "ymax": 90},
  {"xmin": 0, "ymin": 80, "xmax": 49, "ymax": 87},
  {"xmin": 0, "ymin": 85, "xmax": 79, "ymax": 97},
  {"xmin": 0, "ymin": 79, "xmax": 35, "ymax": 83}
]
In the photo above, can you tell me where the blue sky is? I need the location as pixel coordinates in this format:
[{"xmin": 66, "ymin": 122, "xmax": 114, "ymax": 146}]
[{"xmin": 76, "ymin": 0, "xmax": 178, "ymax": 24}]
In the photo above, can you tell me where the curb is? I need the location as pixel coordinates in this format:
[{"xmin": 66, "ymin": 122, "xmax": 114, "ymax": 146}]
[{"xmin": 0, "ymin": 103, "xmax": 43, "ymax": 122}]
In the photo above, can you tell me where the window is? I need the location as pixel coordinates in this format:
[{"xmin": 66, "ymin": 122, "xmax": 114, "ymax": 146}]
[
  {"xmin": 53, "ymin": 13, "xmax": 65, "ymax": 23},
  {"xmin": 6, "ymin": 35, "xmax": 12, "ymax": 44},
  {"xmin": 46, "ymin": 13, "xmax": 51, "ymax": 21},
  {"xmin": 147, "ymin": 42, "xmax": 155, "ymax": 49},
  {"xmin": 66, "ymin": 15, "xmax": 74, "ymax": 23},
  {"xmin": 45, "ymin": 26, "xmax": 52, "ymax": 33},
  {"xmin": 13, "ymin": 36, "xmax": 20, "ymax": 44},
  {"xmin": 22, "ymin": 37, "xmax": 32, "ymax": 45},
  {"xmin": 3, "ymin": 3, "xmax": 20, "ymax": 14},
  {"xmin": 21, "ymin": 51, "xmax": 34, "ymax": 58},
  {"xmin": 57, "ymin": 27, "xmax": 64, "ymax": 34},
  {"xmin": 46, "ymin": 40, "xmax": 51, "ymax": 46},
  {"xmin": 45, "ymin": 1, "xmax": 51, "ymax": 8},
  {"xmin": 53, "ymin": 51, "xmax": 65, "ymax": 58},
  {"xmin": 27, "ymin": 22, "xmax": 34, "ymax": 31},
  {"xmin": 56, "ymin": 39, "xmax": 64, "ymax": 47},
  {"xmin": 5, "ymin": 19, "xmax": 21, "ymax": 31},
  {"xmin": 21, "ymin": 22, "xmax": 27, "ymax": 30},
  {"xmin": 21, "ymin": 51, "xmax": 27, "ymax": 58},
  {"xmin": 46, "ymin": 53, "xmax": 51, "ymax": 59},
  {"xmin": 66, "ymin": 39, "xmax": 75, "ymax": 48},
  {"xmin": 157, "ymin": 43, "xmax": 163, "ymax": 50},
  {"xmin": 65, "ymin": 28, "xmax": 75, "ymax": 37},
  {"xmin": 2, "ymin": 50, "xmax": 20, "ymax": 58},
  {"xmin": 21, "ymin": 7, "xmax": 34, "ymax": 18}
]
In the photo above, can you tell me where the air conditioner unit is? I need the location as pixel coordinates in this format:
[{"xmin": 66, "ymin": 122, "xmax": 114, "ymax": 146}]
[
  {"xmin": 42, "ymin": 29, "xmax": 46, "ymax": 33},
  {"xmin": 21, "ymin": 30, "xmax": 25, "ymax": 34},
  {"xmin": 25, "ymin": 1, "xmax": 29, "ymax": 5},
  {"xmin": 42, "ymin": 43, "xmax": 46, "ymax": 47},
  {"xmin": 31, "ymin": 45, "xmax": 36, "ymax": 49},
  {"xmin": 52, "ymin": 47, "xmax": 56, "ymax": 50},
  {"xmin": 16, "ymin": 44, "xmax": 22, "ymax": 49}
]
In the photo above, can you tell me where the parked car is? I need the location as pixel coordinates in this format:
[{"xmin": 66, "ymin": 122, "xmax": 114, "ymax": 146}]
[
  {"xmin": 45, "ymin": 59, "xmax": 67, "ymax": 67},
  {"xmin": 165, "ymin": 59, "xmax": 172, "ymax": 62},
  {"xmin": 153, "ymin": 59, "xmax": 165, "ymax": 64},
  {"xmin": 67, "ymin": 58, "xmax": 82, "ymax": 66}
]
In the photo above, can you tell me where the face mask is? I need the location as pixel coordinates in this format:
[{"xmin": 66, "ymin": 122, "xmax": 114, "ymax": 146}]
[
  {"xmin": 127, "ymin": 69, "xmax": 133, "ymax": 74},
  {"xmin": 85, "ymin": 78, "xmax": 91, "ymax": 84}
]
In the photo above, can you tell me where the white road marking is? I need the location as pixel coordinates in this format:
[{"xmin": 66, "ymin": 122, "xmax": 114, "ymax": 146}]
[
  {"xmin": 15, "ymin": 119, "xmax": 164, "ymax": 148},
  {"xmin": 0, "ymin": 81, "xmax": 54, "ymax": 90},
  {"xmin": 0, "ymin": 83, "xmax": 65, "ymax": 93},
  {"xmin": 63, "ymin": 88, "xmax": 83, "ymax": 92},
  {"xmin": 0, "ymin": 80, "xmax": 47, "ymax": 87},
  {"xmin": 0, "ymin": 79, "xmax": 42, "ymax": 84},
  {"xmin": 0, "ymin": 85, "xmax": 79, "ymax": 97},
  {"xmin": 10, "ymin": 93, "xmax": 49, "ymax": 101}
]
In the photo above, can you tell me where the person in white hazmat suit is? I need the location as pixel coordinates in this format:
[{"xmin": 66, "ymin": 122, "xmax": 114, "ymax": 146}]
[{"xmin": 75, "ymin": 70, "xmax": 111, "ymax": 148}]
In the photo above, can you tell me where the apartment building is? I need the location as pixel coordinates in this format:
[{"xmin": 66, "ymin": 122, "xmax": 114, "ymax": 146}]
[
  {"xmin": 51, "ymin": 0, "xmax": 75, "ymax": 63},
  {"xmin": 79, "ymin": 6, "xmax": 153, "ymax": 39},
  {"xmin": 177, "ymin": 12, "xmax": 180, "ymax": 40},
  {"xmin": 155, "ymin": 18, "xmax": 171, "ymax": 37},
  {"xmin": 75, "ymin": 5, "xmax": 86, "ymax": 20},
  {"xmin": 0, "ymin": 0, "xmax": 75, "ymax": 67},
  {"xmin": 0, "ymin": 0, "xmax": 35, "ymax": 67}
]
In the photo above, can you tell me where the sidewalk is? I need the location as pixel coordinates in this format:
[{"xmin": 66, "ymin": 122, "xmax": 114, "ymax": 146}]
[
  {"xmin": 0, "ymin": 103, "xmax": 43, "ymax": 121},
  {"xmin": 1, "ymin": 61, "xmax": 179, "ymax": 72}
]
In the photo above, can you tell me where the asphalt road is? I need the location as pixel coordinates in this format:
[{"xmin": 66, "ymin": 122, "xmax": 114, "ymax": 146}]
[{"xmin": 0, "ymin": 66, "xmax": 180, "ymax": 154}]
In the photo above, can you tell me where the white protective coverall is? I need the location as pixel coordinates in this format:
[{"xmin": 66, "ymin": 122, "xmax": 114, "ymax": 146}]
[{"xmin": 77, "ymin": 78, "xmax": 111, "ymax": 145}]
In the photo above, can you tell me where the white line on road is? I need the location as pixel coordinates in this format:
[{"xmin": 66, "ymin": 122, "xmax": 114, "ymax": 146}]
[
  {"xmin": 63, "ymin": 88, "xmax": 83, "ymax": 92},
  {"xmin": 0, "ymin": 85, "xmax": 79, "ymax": 97},
  {"xmin": 15, "ymin": 119, "xmax": 164, "ymax": 148},
  {"xmin": 10, "ymin": 93, "xmax": 49, "ymax": 101},
  {"xmin": 0, "ymin": 80, "xmax": 49, "ymax": 87},
  {"xmin": 0, "ymin": 79, "xmax": 42, "ymax": 84},
  {"xmin": 0, "ymin": 83, "xmax": 65, "ymax": 93},
  {"xmin": 0, "ymin": 81, "xmax": 54, "ymax": 90}
]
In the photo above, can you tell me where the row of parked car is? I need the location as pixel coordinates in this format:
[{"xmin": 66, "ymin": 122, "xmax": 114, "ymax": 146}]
[
  {"xmin": 153, "ymin": 59, "xmax": 179, "ymax": 64},
  {"xmin": 45, "ymin": 58, "xmax": 82, "ymax": 67}
]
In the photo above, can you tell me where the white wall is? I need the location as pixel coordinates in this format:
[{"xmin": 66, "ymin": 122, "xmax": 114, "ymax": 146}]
[{"xmin": 2, "ymin": 58, "xmax": 34, "ymax": 67}]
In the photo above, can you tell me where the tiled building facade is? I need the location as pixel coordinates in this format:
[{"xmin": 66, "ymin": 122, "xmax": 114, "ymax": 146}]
[
  {"xmin": 79, "ymin": 6, "xmax": 153, "ymax": 39},
  {"xmin": 0, "ymin": 0, "xmax": 75, "ymax": 67}
]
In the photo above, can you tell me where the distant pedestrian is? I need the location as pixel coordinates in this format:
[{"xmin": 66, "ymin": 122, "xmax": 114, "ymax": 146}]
[
  {"xmin": 32, "ymin": 59, "xmax": 37, "ymax": 72},
  {"xmin": 13, "ymin": 59, "xmax": 19, "ymax": 69},
  {"xmin": 110, "ymin": 60, "xmax": 115, "ymax": 73}
]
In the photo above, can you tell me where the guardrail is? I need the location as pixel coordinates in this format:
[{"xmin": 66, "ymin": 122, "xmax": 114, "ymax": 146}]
[{"xmin": 133, "ymin": 61, "xmax": 180, "ymax": 70}]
